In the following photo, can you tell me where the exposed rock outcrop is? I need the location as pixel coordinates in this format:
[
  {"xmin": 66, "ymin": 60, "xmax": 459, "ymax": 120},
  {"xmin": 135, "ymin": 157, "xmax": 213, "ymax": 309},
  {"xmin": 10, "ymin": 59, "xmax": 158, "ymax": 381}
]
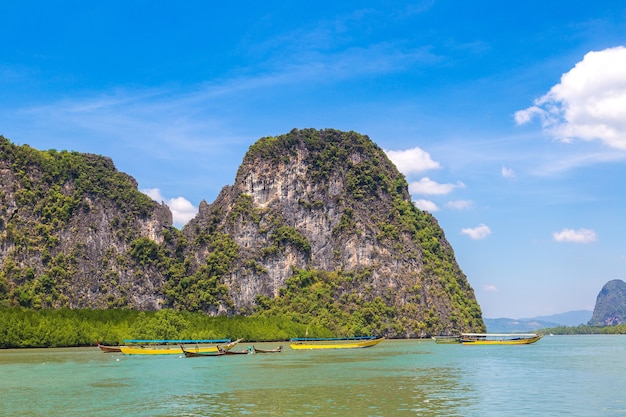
[
  {"xmin": 0, "ymin": 137, "xmax": 173, "ymax": 310},
  {"xmin": 182, "ymin": 129, "xmax": 484, "ymax": 336},
  {"xmin": 589, "ymin": 279, "xmax": 626, "ymax": 326}
]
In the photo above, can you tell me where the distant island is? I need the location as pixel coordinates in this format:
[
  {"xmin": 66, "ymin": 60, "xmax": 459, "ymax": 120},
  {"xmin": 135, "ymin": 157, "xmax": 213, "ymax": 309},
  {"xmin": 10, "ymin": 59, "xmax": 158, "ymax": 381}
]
[
  {"xmin": 588, "ymin": 279, "xmax": 626, "ymax": 326},
  {"xmin": 488, "ymin": 279, "xmax": 626, "ymax": 334}
]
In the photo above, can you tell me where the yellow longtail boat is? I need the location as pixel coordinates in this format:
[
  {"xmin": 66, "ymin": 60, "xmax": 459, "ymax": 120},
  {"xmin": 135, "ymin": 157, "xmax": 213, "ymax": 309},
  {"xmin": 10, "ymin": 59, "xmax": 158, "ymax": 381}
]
[
  {"xmin": 289, "ymin": 336, "xmax": 384, "ymax": 350},
  {"xmin": 459, "ymin": 333, "xmax": 543, "ymax": 345},
  {"xmin": 119, "ymin": 338, "xmax": 242, "ymax": 355}
]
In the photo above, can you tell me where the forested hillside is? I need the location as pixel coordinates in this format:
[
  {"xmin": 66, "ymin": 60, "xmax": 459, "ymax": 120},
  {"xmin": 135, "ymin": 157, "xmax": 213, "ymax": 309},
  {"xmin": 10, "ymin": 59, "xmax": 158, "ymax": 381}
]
[{"xmin": 0, "ymin": 136, "xmax": 173, "ymax": 310}]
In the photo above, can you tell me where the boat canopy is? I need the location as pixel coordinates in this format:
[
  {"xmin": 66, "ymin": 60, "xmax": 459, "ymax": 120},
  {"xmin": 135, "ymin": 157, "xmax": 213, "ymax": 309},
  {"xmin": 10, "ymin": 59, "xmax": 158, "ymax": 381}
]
[
  {"xmin": 290, "ymin": 336, "xmax": 377, "ymax": 342},
  {"xmin": 123, "ymin": 338, "xmax": 231, "ymax": 344}
]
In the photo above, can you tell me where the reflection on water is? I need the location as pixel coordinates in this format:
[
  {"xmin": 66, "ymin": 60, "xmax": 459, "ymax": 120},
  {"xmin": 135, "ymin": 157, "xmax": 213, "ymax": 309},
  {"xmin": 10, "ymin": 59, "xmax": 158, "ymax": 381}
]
[
  {"xmin": 2, "ymin": 336, "xmax": 625, "ymax": 416},
  {"xmin": 169, "ymin": 368, "xmax": 469, "ymax": 416}
]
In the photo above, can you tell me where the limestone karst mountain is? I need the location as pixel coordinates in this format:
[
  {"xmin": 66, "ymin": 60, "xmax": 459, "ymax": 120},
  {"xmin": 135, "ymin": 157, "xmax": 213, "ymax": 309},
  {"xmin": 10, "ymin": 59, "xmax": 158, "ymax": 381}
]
[
  {"xmin": 180, "ymin": 129, "xmax": 484, "ymax": 336},
  {"xmin": 589, "ymin": 279, "xmax": 626, "ymax": 326},
  {"xmin": 0, "ymin": 129, "xmax": 485, "ymax": 337}
]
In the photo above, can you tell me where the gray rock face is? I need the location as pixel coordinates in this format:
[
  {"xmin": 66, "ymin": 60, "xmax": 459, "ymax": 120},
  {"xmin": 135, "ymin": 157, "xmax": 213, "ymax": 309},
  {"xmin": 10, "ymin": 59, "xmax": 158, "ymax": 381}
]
[
  {"xmin": 0, "ymin": 138, "xmax": 172, "ymax": 310},
  {"xmin": 183, "ymin": 129, "xmax": 484, "ymax": 336},
  {"xmin": 589, "ymin": 279, "xmax": 626, "ymax": 326}
]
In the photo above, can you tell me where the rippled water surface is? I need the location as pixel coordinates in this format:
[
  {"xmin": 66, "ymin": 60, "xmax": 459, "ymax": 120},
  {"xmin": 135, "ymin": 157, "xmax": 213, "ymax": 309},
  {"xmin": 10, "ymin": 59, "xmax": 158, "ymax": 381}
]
[{"xmin": 1, "ymin": 335, "xmax": 625, "ymax": 416}]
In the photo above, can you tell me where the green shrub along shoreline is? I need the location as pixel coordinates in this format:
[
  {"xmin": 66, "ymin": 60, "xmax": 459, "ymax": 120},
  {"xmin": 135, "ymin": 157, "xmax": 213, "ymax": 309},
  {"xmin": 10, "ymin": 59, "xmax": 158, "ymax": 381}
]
[
  {"xmin": 3, "ymin": 307, "xmax": 624, "ymax": 349},
  {"xmin": 0, "ymin": 308, "xmax": 331, "ymax": 348},
  {"xmin": 540, "ymin": 324, "xmax": 626, "ymax": 335}
]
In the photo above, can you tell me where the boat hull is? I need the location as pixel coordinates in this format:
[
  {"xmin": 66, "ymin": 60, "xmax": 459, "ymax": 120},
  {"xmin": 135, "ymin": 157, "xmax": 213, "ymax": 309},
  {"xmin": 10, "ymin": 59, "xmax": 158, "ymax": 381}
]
[
  {"xmin": 432, "ymin": 336, "xmax": 460, "ymax": 344},
  {"xmin": 183, "ymin": 350, "xmax": 227, "ymax": 358},
  {"xmin": 97, "ymin": 343, "xmax": 123, "ymax": 353},
  {"xmin": 289, "ymin": 337, "xmax": 384, "ymax": 350},
  {"xmin": 120, "ymin": 345, "xmax": 219, "ymax": 355},
  {"xmin": 252, "ymin": 346, "xmax": 283, "ymax": 353}
]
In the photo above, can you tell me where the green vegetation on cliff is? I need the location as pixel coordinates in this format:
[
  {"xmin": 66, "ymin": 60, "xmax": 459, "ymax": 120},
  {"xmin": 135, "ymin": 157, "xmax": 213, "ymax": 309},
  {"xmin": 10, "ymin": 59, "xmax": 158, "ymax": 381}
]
[
  {"xmin": 163, "ymin": 233, "xmax": 237, "ymax": 312},
  {"xmin": 253, "ymin": 268, "xmax": 398, "ymax": 336},
  {"xmin": 0, "ymin": 136, "xmax": 169, "ymax": 310},
  {"xmin": 0, "ymin": 136, "xmax": 154, "ymax": 224}
]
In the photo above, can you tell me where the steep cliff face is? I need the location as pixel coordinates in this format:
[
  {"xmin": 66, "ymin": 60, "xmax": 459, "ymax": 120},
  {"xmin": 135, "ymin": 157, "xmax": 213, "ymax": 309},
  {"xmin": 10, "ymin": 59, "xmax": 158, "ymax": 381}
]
[
  {"xmin": 0, "ymin": 137, "xmax": 174, "ymax": 310},
  {"xmin": 589, "ymin": 279, "xmax": 626, "ymax": 326},
  {"xmin": 183, "ymin": 129, "xmax": 484, "ymax": 336}
]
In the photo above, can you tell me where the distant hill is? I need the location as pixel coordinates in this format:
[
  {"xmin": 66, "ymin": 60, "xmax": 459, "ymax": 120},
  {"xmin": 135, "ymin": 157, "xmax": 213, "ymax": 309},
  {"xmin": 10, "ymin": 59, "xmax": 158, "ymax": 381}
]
[
  {"xmin": 523, "ymin": 310, "xmax": 593, "ymax": 327},
  {"xmin": 484, "ymin": 318, "xmax": 559, "ymax": 333},
  {"xmin": 485, "ymin": 310, "xmax": 592, "ymax": 333},
  {"xmin": 589, "ymin": 280, "xmax": 626, "ymax": 326}
]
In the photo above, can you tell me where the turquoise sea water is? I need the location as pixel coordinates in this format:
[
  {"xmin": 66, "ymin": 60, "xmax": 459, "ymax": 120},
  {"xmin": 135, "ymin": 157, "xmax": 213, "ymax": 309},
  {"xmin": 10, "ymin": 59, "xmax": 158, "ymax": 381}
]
[{"xmin": 1, "ymin": 335, "xmax": 625, "ymax": 416}]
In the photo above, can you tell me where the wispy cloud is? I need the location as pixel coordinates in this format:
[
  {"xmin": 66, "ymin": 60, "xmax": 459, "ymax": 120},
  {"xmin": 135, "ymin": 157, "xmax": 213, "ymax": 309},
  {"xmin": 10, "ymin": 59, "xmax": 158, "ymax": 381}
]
[
  {"xmin": 385, "ymin": 146, "xmax": 441, "ymax": 175},
  {"xmin": 501, "ymin": 166, "xmax": 515, "ymax": 179},
  {"xmin": 446, "ymin": 200, "xmax": 474, "ymax": 210},
  {"xmin": 13, "ymin": 88, "xmax": 234, "ymax": 156},
  {"xmin": 483, "ymin": 284, "xmax": 498, "ymax": 292},
  {"xmin": 530, "ymin": 150, "xmax": 626, "ymax": 176},
  {"xmin": 250, "ymin": 6, "xmax": 441, "ymax": 79},
  {"xmin": 552, "ymin": 228, "xmax": 597, "ymax": 243},
  {"xmin": 515, "ymin": 46, "xmax": 626, "ymax": 150},
  {"xmin": 461, "ymin": 223, "xmax": 492, "ymax": 240},
  {"xmin": 409, "ymin": 177, "xmax": 465, "ymax": 195}
]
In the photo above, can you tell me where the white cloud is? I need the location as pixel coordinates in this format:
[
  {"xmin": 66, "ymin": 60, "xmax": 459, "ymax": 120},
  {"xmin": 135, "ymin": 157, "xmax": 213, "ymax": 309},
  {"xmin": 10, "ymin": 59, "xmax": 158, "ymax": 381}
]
[
  {"xmin": 142, "ymin": 188, "xmax": 166, "ymax": 203},
  {"xmin": 385, "ymin": 147, "xmax": 441, "ymax": 175},
  {"xmin": 515, "ymin": 46, "xmax": 626, "ymax": 150},
  {"xmin": 413, "ymin": 199, "xmax": 439, "ymax": 212},
  {"xmin": 446, "ymin": 200, "xmax": 473, "ymax": 210},
  {"xmin": 483, "ymin": 284, "xmax": 498, "ymax": 292},
  {"xmin": 408, "ymin": 177, "xmax": 465, "ymax": 195},
  {"xmin": 142, "ymin": 188, "xmax": 198, "ymax": 227},
  {"xmin": 167, "ymin": 197, "xmax": 198, "ymax": 225},
  {"xmin": 461, "ymin": 223, "xmax": 491, "ymax": 240},
  {"xmin": 552, "ymin": 228, "xmax": 597, "ymax": 243},
  {"xmin": 501, "ymin": 166, "xmax": 515, "ymax": 179}
]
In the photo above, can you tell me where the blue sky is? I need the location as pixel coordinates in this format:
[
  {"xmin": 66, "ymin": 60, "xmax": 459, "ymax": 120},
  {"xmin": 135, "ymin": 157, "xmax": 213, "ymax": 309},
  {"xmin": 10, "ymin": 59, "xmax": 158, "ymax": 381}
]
[{"xmin": 2, "ymin": 1, "xmax": 626, "ymax": 319}]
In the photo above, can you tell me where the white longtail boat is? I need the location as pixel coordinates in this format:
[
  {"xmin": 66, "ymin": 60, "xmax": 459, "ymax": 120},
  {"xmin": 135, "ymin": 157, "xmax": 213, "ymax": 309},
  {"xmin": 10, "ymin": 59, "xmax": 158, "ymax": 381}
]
[
  {"xmin": 432, "ymin": 335, "xmax": 461, "ymax": 344},
  {"xmin": 289, "ymin": 336, "xmax": 384, "ymax": 350},
  {"xmin": 459, "ymin": 333, "xmax": 543, "ymax": 345}
]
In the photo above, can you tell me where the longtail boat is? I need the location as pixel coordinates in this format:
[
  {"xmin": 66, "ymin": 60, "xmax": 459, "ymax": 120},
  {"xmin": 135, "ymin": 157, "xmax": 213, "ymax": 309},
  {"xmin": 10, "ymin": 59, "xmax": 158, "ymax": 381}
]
[
  {"xmin": 252, "ymin": 345, "xmax": 283, "ymax": 353},
  {"xmin": 432, "ymin": 335, "xmax": 460, "ymax": 344},
  {"xmin": 289, "ymin": 336, "xmax": 384, "ymax": 350},
  {"xmin": 180, "ymin": 345, "xmax": 227, "ymax": 358},
  {"xmin": 459, "ymin": 333, "xmax": 543, "ymax": 345},
  {"xmin": 96, "ymin": 341, "xmax": 123, "ymax": 353},
  {"xmin": 119, "ymin": 338, "xmax": 242, "ymax": 355},
  {"xmin": 181, "ymin": 345, "xmax": 250, "ymax": 357},
  {"xmin": 224, "ymin": 348, "xmax": 251, "ymax": 355}
]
